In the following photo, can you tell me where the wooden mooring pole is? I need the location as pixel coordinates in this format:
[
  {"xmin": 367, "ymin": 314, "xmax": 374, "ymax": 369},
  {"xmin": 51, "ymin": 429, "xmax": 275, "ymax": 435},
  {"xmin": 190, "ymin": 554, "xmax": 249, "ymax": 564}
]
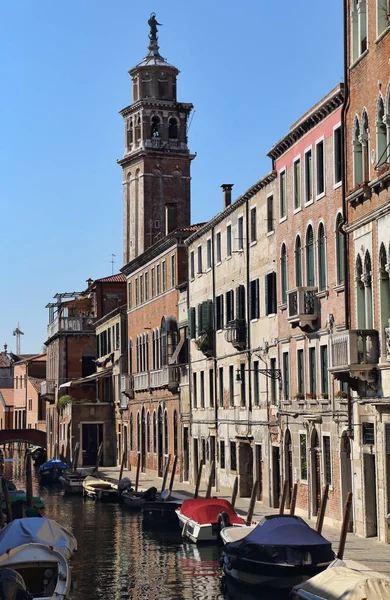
[
  {"xmin": 161, "ymin": 454, "xmax": 171, "ymax": 493},
  {"xmin": 337, "ymin": 492, "xmax": 353, "ymax": 560},
  {"xmin": 316, "ymin": 484, "xmax": 329, "ymax": 534},
  {"xmin": 279, "ymin": 480, "xmax": 288, "ymax": 515},
  {"xmin": 2, "ymin": 478, "xmax": 12, "ymax": 523},
  {"xmin": 231, "ymin": 476, "xmax": 239, "ymax": 509},
  {"xmin": 246, "ymin": 480, "xmax": 259, "ymax": 526},
  {"xmin": 135, "ymin": 452, "xmax": 141, "ymax": 492},
  {"xmin": 25, "ymin": 452, "xmax": 33, "ymax": 509},
  {"xmin": 119, "ymin": 451, "xmax": 126, "ymax": 483},
  {"xmin": 205, "ymin": 460, "xmax": 215, "ymax": 498},
  {"xmin": 169, "ymin": 455, "xmax": 178, "ymax": 492},
  {"xmin": 72, "ymin": 443, "xmax": 80, "ymax": 473},
  {"xmin": 194, "ymin": 460, "xmax": 204, "ymax": 499},
  {"xmin": 289, "ymin": 483, "xmax": 298, "ymax": 515}
]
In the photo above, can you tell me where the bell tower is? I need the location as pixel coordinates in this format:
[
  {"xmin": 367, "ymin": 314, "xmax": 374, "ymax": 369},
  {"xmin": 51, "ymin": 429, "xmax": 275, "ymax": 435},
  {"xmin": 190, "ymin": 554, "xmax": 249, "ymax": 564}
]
[{"xmin": 119, "ymin": 14, "xmax": 195, "ymax": 265}]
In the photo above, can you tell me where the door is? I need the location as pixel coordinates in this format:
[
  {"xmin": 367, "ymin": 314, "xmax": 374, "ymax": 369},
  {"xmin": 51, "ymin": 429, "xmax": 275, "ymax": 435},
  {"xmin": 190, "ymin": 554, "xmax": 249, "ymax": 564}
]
[
  {"xmin": 123, "ymin": 425, "xmax": 128, "ymax": 468},
  {"xmin": 193, "ymin": 438, "xmax": 199, "ymax": 482},
  {"xmin": 364, "ymin": 453, "xmax": 378, "ymax": 537},
  {"xmin": 255, "ymin": 444, "xmax": 263, "ymax": 501},
  {"xmin": 311, "ymin": 430, "xmax": 321, "ymax": 516},
  {"xmin": 272, "ymin": 446, "xmax": 281, "ymax": 508},
  {"xmin": 82, "ymin": 424, "xmax": 103, "ymax": 466},
  {"xmin": 340, "ymin": 432, "xmax": 353, "ymax": 530},
  {"xmin": 239, "ymin": 442, "xmax": 253, "ymax": 497},
  {"xmin": 285, "ymin": 430, "xmax": 293, "ymax": 508},
  {"xmin": 183, "ymin": 427, "xmax": 189, "ymax": 482},
  {"xmin": 141, "ymin": 409, "xmax": 146, "ymax": 472}
]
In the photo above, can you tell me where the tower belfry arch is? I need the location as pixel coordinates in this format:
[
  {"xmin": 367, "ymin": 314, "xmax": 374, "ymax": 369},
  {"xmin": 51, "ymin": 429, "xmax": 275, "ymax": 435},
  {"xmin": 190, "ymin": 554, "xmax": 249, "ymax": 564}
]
[{"xmin": 118, "ymin": 14, "xmax": 195, "ymax": 265}]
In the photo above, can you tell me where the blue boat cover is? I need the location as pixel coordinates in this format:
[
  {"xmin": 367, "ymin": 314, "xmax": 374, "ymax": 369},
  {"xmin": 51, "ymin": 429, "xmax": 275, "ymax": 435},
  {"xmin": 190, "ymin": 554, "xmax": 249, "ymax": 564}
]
[
  {"xmin": 0, "ymin": 518, "xmax": 77, "ymax": 559},
  {"xmin": 244, "ymin": 515, "xmax": 331, "ymax": 546},
  {"xmin": 39, "ymin": 459, "xmax": 68, "ymax": 472}
]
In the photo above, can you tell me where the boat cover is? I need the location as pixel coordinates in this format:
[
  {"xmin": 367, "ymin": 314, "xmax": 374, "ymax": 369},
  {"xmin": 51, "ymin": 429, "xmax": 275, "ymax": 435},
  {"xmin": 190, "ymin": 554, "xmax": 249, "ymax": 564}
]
[
  {"xmin": 1, "ymin": 493, "xmax": 44, "ymax": 509},
  {"xmin": 179, "ymin": 498, "xmax": 245, "ymax": 525},
  {"xmin": 226, "ymin": 515, "xmax": 334, "ymax": 565},
  {"xmin": 39, "ymin": 459, "xmax": 68, "ymax": 472},
  {"xmin": 0, "ymin": 518, "xmax": 77, "ymax": 560},
  {"xmin": 293, "ymin": 566, "xmax": 390, "ymax": 599}
]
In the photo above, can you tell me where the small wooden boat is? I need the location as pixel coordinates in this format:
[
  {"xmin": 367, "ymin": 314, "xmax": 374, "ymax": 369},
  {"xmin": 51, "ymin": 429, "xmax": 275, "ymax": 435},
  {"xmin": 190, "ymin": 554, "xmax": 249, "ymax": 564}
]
[
  {"xmin": 221, "ymin": 514, "xmax": 335, "ymax": 589},
  {"xmin": 142, "ymin": 490, "xmax": 183, "ymax": 528},
  {"xmin": 82, "ymin": 476, "xmax": 118, "ymax": 502},
  {"xmin": 59, "ymin": 471, "xmax": 86, "ymax": 494},
  {"xmin": 38, "ymin": 459, "xmax": 68, "ymax": 484},
  {"xmin": 122, "ymin": 486, "xmax": 159, "ymax": 510},
  {"xmin": 176, "ymin": 498, "xmax": 245, "ymax": 543}
]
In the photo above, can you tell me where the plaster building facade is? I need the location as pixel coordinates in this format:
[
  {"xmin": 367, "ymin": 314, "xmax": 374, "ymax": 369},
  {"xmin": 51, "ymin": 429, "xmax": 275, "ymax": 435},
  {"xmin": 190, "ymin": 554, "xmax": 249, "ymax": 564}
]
[
  {"xmin": 186, "ymin": 177, "xmax": 279, "ymax": 503},
  {"xmin": 13, "ymin": 354, "xmax": 46, "ymax": 431},
  {"xmin": 332, "ymin": 0, "xmax": 390, "ymax": 542},
  {"xmin": 268, "ymin": 85, "xmax": 349, "ymax": 528}
]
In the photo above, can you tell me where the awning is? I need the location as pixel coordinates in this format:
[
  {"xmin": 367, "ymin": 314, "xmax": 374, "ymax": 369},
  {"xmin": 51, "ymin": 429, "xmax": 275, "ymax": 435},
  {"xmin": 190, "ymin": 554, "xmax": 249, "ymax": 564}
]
[
  {"xmin": 169, "ymin": 338, "xmax": 185, "ymax": 364},
  {"xmin": 58, "ymin": 368, "xmax": 113, "ymax": 389}
]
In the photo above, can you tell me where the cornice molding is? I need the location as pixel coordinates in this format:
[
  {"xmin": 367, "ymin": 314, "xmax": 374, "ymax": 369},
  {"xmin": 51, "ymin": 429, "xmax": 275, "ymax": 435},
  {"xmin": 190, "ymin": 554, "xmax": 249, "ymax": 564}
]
[{"xmin": 345, "ymin": 201, "xmax": 390, "ymax": 233}]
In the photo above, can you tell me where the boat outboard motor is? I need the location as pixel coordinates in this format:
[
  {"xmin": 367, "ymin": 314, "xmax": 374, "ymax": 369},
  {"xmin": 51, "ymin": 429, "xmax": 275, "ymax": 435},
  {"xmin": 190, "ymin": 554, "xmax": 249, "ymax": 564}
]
[
  {"xmin": 142, "ymin": 487, "xmax": 158, "ymax": 501},
  {"xmin": 0, "ymin": 568, "xmax": 31, "ymax": 600},
  {"xmin": 118, "ymin": 477, "xmax": 133, "ymax": 494},
  {"xmin": 217, "ymin": 511, "xmax": 231, "ymax": 531}
]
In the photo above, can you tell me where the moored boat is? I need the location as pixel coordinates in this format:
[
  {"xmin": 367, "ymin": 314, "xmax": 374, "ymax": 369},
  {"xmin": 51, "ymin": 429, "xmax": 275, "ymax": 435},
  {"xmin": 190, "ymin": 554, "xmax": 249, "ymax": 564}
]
[
  {"xmin": 82, "ymin": 476, "xmax": 118, "ymax": 502},
  {"xmin": 38, "ymin": 459, "xmax": 68, "ymax": 484},
  {"xmin": 59, "ymin": 471, "xmax": 86, "ymax": 495},
  {"xmin": 176, "ymin": 498, "xmax": 245, "ymax": 543},
  {"xmin": 142, "ymin": 490, "xmax": 183, "ymax": 528},
  {"xmin": 122, "ymin": 486, "xmax": 159, "ymax": 510},
  {"xmin": 221, "ymin": 514, "xmax": 335, "ymax": 589}
]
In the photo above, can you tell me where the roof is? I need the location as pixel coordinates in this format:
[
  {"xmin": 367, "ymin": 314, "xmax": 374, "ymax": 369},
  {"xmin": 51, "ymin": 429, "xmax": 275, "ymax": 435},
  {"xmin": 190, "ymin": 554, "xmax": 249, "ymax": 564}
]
[
  {"xmin": 14, "ymin": 353, "xmax": 47, "ymax": 366},
  {"xmin": 93, "ymin": 274, "xmax": 126, "ymax": 284},
  {"xmin": 129, "ymin": 42, "xmax": 179, "ymax": 75},
  {"xmin": 0, "ymin": 353, "xmax": 12, "ymax": 368},
  {"xmin": 29, "ymin": 377, "xmax": 44, "ymax": 394},
  {"xmin": 0, "ymin": 389, "xmax": 14, "ymax": 408}
]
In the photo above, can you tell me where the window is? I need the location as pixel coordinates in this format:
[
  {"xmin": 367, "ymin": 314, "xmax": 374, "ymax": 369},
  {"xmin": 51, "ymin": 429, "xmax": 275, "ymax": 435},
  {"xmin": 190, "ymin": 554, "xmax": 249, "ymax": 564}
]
[
  {"xmin": 323, "ymin": 436, "xmax": 332, "ymax": 485},
  {"xmin": 168, "ymin": 117, "xmax": 178, "ymax": 139},
  {"xmin": 229, "ymin": 365, "xmax": 234, "ymax": 407},
  {"xmin": 297, "ymin": 349, "xmax": 305, "ymax": 395},
  {"xmin": 200, "ymin": 371, "xmax": 205, "ymax": 408},
  {"xmin": 220, "ymin": 441, "xmax": 225, "ymax": 469},
  {"xmin": 353, "ymin": 117, "xmax": 363, "ymax": 186},
  {"xmin": 377, "ymin": 96, "xmax": 387, "ymax": 167},
  {"xmin": 192, "ymin": 372, "xmax": 197, "ymax": 409},
  {"xmin": 351, "ymin": 0, "xmax": 367, "ymax": 62},
  {"xmin": 237, "ymin": 216, "xmax": 244, "ymax": 250},
  {"xmin": 115, "ymin": 323, "xmax": 120, "ymax": 350},
  {"xmin": 378, "ymin": 0, "xmax": 388, "ymax": 35},
  {"xmin": 281, "ymin": 244, "xmax": 288, "ymax": 304},
  {"xmin": 270, "ymin": 358, "xmax": 277, "ymax": 405},
  {"xmin": 320, "ymin": 345, "xmax": 328, "ymax": 396},
  {"xmin": 334, "ymin": 126, "xmax": 342, "ymax": 185},
  {"xmin": 240, "ymin": 364, "xmax": 246, "ymax": 407},
  {"xmin": 336, "ymin": 214, "xmax": 345, "ymax": 285},
  {"xmin": 250, "ymin": 279, "xmax": 260, "ymax": 320},
  {"xmin": 282, "ymin": 352, "xmax": 289, "ymax": 401},
  {"xmin": 162, "ymin": 261, "xmax": 167, "ymax": 291},
  {"xmin": 230, "ymin": 441, "xmax": 237, "ymax": 471},
  {"xmin": 305, "ymin": 149, "xmax": 313, "ymax": 203},
  {"xmin": 306, "ymin": 225, "xmax": 315, "ymax": 286},
  {"xmin": 206, "ymin": 239, "xmax": 212, "ymax": 269},
  {"xmin": 280, "ymin": 170, "xmax": 287, "ymax": 219},
  {"xmin": 318, "ymin": 223, "xmax": 327, "ymax": 291},
  {"xmin": 135, "ymin": 278, "xmax": 139, "ymax": 306},
  {"xmin": 300, "ymin": 434, "xmax": 308, "ymax": 480},
  {"xmin": 295, "ymin": 236, "xmax": 302, "ymax": 287},
  {"xmin": 250, "ymin": 207, "xmax": 257, "ymax": 242},
  {"xmin": 265, "ymin": 272, "xmax": 277, "ymax": 315},
  {"xmin": 28, "ymin": 398, "xmax": 32, "ymax": 411},
  {"xmin": 219, "ymin": 367, "xmax": 224, "ymax": 407},
  {"xmin": 197, "ymin": 246, "xmax": 202, "ymax": 274},
  {"xmin": 316, "ymin": 140, "xmax": 325, "ymax": 196},
  {"xmin": 190, "ymin": 251, "xmax": 195, "ymax": 280},
  {"xmin": 128, "ymin": 281, "xmax": 132, "ymax": 309},
  {"xmin": 144, "ymin": 271, "xmax": 149, "ymax": 301},
  {"xmin": 216, "ymin": 295, "xmax": 224, "ymax": 330},
  {"xmin": 107, "ymin": 328, "xmax": 112, "ymax": 354},
  {"xmin": 294, "ymin": 158, "xmax": 301, "ymax": 210},
  {"xmin": 151, "ymin": 267, "xmax": 155, "ymax": 297},
  {"xmin": 188, "ymin": 307, "xmax": 196, "ymax": 339},
  {"xmin": 130, "ymin": 414, "xmax": 134, "ymax": 451},
  {"xmin": 267, "ymin": 195, "xmax": 274, "ymax": 232},
  {"xmin": 309, "ymin": 347, "xmax": 317, "ymax": 395},
  {"xmin": 156, "ymin": 264, "xmax": 161, "ymax": 294},
  {"xmin": 361, "ymin": 111, "xmax": 369, "ymax": 182},
  {"xmin": 216, "ymin": 232, "xmax": 222, "ymax": 263},
  {"xmin": 225, "ymin": 289, "xmax": 234, "ymax": 324},
  {"xmin": 236, "ymin": 284, "xmax": 245, "ymax": 320},
  {"xmin": 253, "ymin": 361, "xmax": 260, "ymax": 406},
  {"xmin": 171, "ymin": 255, "xmax": 176, "ymax": 288},
  {"xmin": 362, "ymin": 422, "xmax": 375, "ymax": 445},
  {"xmin": 227, "ymin": 224, "xmax": 232, "ymax": 257},
  {"xmin": 209, "ymin": 369, "xmax": 214, "ymax": 408}
]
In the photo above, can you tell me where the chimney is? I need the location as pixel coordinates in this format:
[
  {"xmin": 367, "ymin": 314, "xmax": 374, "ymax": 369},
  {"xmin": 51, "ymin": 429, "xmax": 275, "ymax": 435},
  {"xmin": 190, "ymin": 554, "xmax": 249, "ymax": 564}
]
[
  {"xmin": 86, "ymin": 278, "xmax": 93, "ymax": 287},
  {"xmin": 221, "ymin": 184, "xmax": 234, "ymax": 208}
]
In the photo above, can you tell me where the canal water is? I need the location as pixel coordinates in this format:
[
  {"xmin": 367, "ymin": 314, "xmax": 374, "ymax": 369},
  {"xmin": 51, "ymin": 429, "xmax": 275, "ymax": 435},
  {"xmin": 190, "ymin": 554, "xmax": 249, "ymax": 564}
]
[{"xmin": 5, "ymin": 457, "xmax": 289, "ymax": 600}]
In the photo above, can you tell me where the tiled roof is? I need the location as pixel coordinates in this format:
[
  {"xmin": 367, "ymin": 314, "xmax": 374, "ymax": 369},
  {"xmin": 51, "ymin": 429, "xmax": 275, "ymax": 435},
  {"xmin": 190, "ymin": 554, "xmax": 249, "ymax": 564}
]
[
  {"xmin": 0, "ymin": 389, "xmax": 14, "ymax": 407},
  {"xmin": 176, "ymin": 223, "xmax": 206, "ymax": 233},
  {"xmin": 29, "ymin": 377, "xmax": 44, "ymax": 393},
  {"xmin": 94, "ymin": 274, "xmax": 127, "ymax": 284},
  {"xmin": 0, "ymin": 353, "xmax": 12, "ymax": 368},
  {"xmin": 14, "ymin": 353, "xmax": 47, "ymax": 365}
]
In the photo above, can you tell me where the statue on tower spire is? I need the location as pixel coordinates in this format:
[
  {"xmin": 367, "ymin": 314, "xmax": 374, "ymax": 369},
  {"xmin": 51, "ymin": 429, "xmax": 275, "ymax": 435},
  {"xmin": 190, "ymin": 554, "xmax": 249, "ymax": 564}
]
[{"xmin": 148, "ymin": 13, "xmax": 162, "ymax": 42}]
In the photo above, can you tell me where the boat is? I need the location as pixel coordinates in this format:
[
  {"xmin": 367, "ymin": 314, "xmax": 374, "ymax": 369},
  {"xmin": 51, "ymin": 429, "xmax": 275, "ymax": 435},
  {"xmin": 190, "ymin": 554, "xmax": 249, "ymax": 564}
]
[
  {"xmin": 2, "ymin": 492, "xmax": 45, "ymax": 520},
  {"xmin": 0, "ymin": 517, "xmax": 77, "ymax": 599},
  {"xmin": 220, "ymin": 514, "xmax": 335, "ymax": 589},
  {"xmin": 291, "ymin": 565, "xmax": 390, "ymax": 599},
  {"xmin": 142, "ymin": 490, "xmax": 183, "ymax": 528},
  {"xmin": 30, "ymin": 447, "xmax": 47, "ymax": 466},
  {"xmin": 82, "ymin": 475, "xmax": 118, "ymax": 502},
  {"xmin": 38, "ymin": 459, "xmax": 68, "ymax": 484},
  {"xmin": 59, "ymin": 470, "xmax": 87, "ymax": 494},
  {"xmin": 122, "ymin": 486, "xmax": 159, "ymax": 510},
  {"xmin": 176, "ymin": 498, "xmax": 245, "ymax": 543}
]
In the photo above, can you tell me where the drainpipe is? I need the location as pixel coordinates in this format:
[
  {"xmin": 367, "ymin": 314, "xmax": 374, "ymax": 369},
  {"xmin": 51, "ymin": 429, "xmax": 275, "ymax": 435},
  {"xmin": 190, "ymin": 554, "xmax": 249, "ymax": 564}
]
[
  {"xmin": 245, "ymin": 200, "xmax": 252, "ymax": 414},
  {"xmin": 211, "ymin": 226, "xmax": 219, "ymax": 492}
]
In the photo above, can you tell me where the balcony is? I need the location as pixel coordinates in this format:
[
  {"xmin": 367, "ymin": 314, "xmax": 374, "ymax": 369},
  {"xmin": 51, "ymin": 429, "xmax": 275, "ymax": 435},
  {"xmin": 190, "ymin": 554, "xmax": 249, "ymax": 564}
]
[
  {"xmin": 40, "ymin": 380, "xmax": 55, "ymax": 398},
  {"xmin": 225, "ymin": 320, "xmax": 246, "ymax": 350},
  {"xmin": 47, "ymin": 316, "xmax": 96, "ymax": 340},
  {"xmin": 150, "ymin": 366, "xmax": 179, "ymax": 390},
  {"xmin": 194, "ymin": 330, "xmax": 216, "ymax": 357},
  {"xmin": 133, "ymin": 372, "xmax": 149, "ymax": 391},
  {"xmin": 287, "ymin": 287, "xmax": 318, "ymax": 330},
  {"xmin": 329, "ymin": 329, "xmax": 379, "ymax": 389},
  {"xmin": 120, "ymin": 375, "xmax": 134, "ymax": 400}
]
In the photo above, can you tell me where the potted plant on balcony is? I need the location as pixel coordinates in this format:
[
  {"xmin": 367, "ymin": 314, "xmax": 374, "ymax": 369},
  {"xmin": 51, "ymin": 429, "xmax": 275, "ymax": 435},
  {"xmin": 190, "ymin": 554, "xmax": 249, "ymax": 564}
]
[
  {"xmin": 320, "ymin": 392, "xmax": 329, "ymax": 400},
  {"xmin": 195, "ymin": 335, "xmax": 209, "ymax": 353},
  {"xmin": 335, "ymin": 390, "xmax": 348, "ymax": 399},
  {"xmin": 306, "ymin": 392, "xmax": 317, "ymax": 401},
  {"xmin": 294, "ymin": 392, "xmax": 305, "ymax": 401},
  {"xmin": 56, "ymin": 394, "xmax": 73, "ymax": 415}
]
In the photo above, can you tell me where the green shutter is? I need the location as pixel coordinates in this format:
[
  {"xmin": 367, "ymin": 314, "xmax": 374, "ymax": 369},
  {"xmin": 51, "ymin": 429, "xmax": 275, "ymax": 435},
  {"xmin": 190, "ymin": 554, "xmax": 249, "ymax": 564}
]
[
  {"xmin": 265, "ymin": 274, "xmax": 269, "ymax": 315},
  {"xmin": 255, "ymin": 279, "xmax": 260, "ymax": 318},
  {"xmin": 188, "ymin": 308, "xmax": 196, "ymax": 339},
  {"xmin": 197, "ymin": 304, "xmax": 203, "ymax": 336},
  {"xmin": 207, "ymin": 300, "xmax": 213, "ymax": 330}
]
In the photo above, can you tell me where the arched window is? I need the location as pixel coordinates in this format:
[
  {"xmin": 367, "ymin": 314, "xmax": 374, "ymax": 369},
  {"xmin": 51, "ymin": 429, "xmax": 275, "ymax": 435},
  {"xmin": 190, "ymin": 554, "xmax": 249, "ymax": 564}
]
[
  {"xmin": 164, "ymin": 410, "xmax": 168, "ymax": 455},
  {"xmin": 137, "ymin": 413, "xmax": 141, "ymax": 451},
  {"xmin": 295, "ymin": 236, "xmax": 302, "ymax": 287},
  {"xmin": 127, "ymin": 119, "xmax": 133, "ymax": 150},
  {"xmin": 353, "ymin": 117, "xmax": 363, "ymax": 186},
  {"xmin": 153, "ymin": 411, "xmax": 157, "ymax": 453},
  {"xmin": 361, "ymin": 110, "xmax": 369, "ymax": 182},
  {"xmin": 364, "ymin": 251, "xmax": 373, "ymax": 328},
  {"xmin": 173, "ymin": 411, "xmax": 178, "ymax": 457},
  {"xmin": 147, "ymin": 412, "xmax": 151, "ymax": 453},
  {"xmin": 151, "ymin": 116, "xmax": 161, "ymax": 138},
  {"xmin": 356, "ymin": 255, "xmax": 365, "ymax": 328},
  {"xmin": 306, "ymin": 225, "xmax": 315, "ymax": 286},
  {"xmin": 168, "ymin": 117, "xmax": 178, "ymax": 139},
  {"xmin": 336, "ymin": 214, "xmax": 345, "ymax": 285},
  {"xmin": 318, "ymin": 223, "xmax": 327, "ymax": 291},
  {"xmin": 281, "ymin": 244, "xmax": 288, "ymax": 304},
  {"xmin": 379, "ymin": 243, "xmax": 390, "ymax": 357},
  {"xmin": 377, "ymin": 96, "xmax": 387, "ymax": 168},
  {"xmin": 135, "ymin": 116, "xmax": 141, "ymax": 142},
  {"xmin": 130, "ymin": 414, "xmax": 134, "ymax": 451}
]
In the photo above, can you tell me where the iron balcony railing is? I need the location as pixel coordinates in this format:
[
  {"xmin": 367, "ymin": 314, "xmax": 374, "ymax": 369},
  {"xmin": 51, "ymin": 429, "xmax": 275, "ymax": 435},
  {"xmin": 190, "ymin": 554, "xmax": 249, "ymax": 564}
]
[
  {"xmin": 330, "ymin": 329, "xmax": 379, "ymax": 371},
  {"xmin": 225, "ymin": 319, "xmax": 246, "ymax": 350},
  {"xmin": 287, "ymin": 287, "xmax": 318, "ymax": 328}
]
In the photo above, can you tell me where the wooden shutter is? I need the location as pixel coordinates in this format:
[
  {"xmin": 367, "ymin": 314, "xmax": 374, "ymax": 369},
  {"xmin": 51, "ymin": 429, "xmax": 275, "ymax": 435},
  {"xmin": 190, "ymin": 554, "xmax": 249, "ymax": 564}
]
[
  {"xmin": 207, "ymin": 300, "xmax": 214, "ymax": 330},
  {"xmin": 188, "ymin": 307, "xmax": 196, "ymax": 339},
  {"xmin": 255, "ymin": 279, "xmax": 259, "ymax": 318},
  {"xmin": 265, "ymin": 274, "xmax": 269, "ymax": 315},
  {"xmin": 197, "ymin": 304, "xmax": 203, "ymax": 336}
]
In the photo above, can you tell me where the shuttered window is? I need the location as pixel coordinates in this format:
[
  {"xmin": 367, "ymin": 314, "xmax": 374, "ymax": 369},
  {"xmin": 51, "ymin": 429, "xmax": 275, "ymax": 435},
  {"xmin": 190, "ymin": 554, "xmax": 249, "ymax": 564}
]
[
  {"xmin": 250, "ymin": 279, "xmax": 260, "ymax": 320},
  {"xmin": 236, "ymin": 285, "xmax": 246, "ymax": 320},
  {"xmin": 209, "ymin": 369, "xmax": 214, "ymax": 408},
  {"xmin": 316, "ymin": 140, "xmax": 325, "ymax": 196},
  {"xmin": 320, "ymin": 345, "xmax": 328, "ymax": 395},
  {"xmin": 318, "ymin": 223, "xmax": 326, "ymax": 291},
  {"xmin": 229, "ymin": 365, "xmax": 234, "ymax": 407},
  {"xmin": 188, "ymin": 307, "xmax": 196, "ymax": 339},
  {"xmin": 265, "ymin": 272, "xmax": 277, "ymax": 315},
  {"xmin": 305, "ymin": 149, "xmax": 313, "ymax": 203},
  {"xmin": 250, "ymin": 207, "xmax": 257, "ymax": 242},
  {"xmin": 219, "ymin": 367, "xmax": 224, "ymax": 408},
  {"xmin": 192, "ymin": 372, "xmax": 197, "ymax": 409},
  {"xmin": 306, "ymin": 225, "xmax": 315, "ymax": 286},
  {"xmin": 297, "ymin": 349, "xmax": 305, "ymax": 395},
  {"xmin": 323, "ymin": 436, "xmax": 332, "ymax": 485},
  {"xmin": 238, "ymin": 216, "xmax": 244, "ymax": 250},
  {"xmin": 227, "ymin": 225, "xmax": 232, "ymax": 257},
  {"xmin": 226, "ymin": 290, "xmax": 234, "ymax": 324},
  {"xmin": 336, "ymin": 214, "xmax": 345, "ymax": 285},
  {"xmin": 283, "ymin": 352, "xmax": 290, "ymax": 401},
  {"xmin": 216, "ymin": 295, "xmax": 224, "ymax": 330},
  {"xmin": 200, "ymin": 371, "xmax": 205, "ymax": 408},
  {"xmin": 295, "ymin": 236, "xmax": 302, "ymax": 287},
  {"xmin": 309, "ymin": 347, "xmax": 317, "ymax": 395},
  {"xmin": 281, "ymin": 244, "xmax": 288, "ymax": 304},
  {"xmin": 216, "ymin": 232, "xmax": 221, "ymax": 263},
  {"xmin": 267, "ymin": 195, "xmax": 274, "ymax": 232}
]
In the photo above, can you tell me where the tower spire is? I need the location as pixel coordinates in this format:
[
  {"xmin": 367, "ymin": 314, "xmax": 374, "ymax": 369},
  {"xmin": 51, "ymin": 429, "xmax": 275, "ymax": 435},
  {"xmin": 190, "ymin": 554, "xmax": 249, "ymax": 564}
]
[{"xmin": 147, "ymin": 13, "xmax": 162, "ymax": 56}]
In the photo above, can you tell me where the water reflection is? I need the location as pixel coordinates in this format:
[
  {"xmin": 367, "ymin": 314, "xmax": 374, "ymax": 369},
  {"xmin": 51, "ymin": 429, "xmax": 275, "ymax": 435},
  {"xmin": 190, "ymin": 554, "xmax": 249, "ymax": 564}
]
[{"xmin": 3, "ymin": 458, "xmax": 288, "ymax": 600}]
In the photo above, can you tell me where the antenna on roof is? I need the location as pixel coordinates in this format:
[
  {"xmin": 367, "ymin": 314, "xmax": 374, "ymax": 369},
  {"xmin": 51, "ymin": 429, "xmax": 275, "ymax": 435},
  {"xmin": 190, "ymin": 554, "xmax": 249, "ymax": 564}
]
[
  {"xmin": 110, "ymin": 254, "xmax": 116, "ymax": 275},
  {"xmin": 12, "ymin": 323, "xmax": 24, "ymax": 355}
]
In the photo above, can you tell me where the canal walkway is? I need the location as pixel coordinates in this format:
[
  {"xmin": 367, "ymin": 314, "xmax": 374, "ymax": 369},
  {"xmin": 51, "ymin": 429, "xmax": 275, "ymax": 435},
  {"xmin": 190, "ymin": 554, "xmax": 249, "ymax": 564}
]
[{"xmin": 88, "ymin": 465, "xmax": 390, "ymax": 578}]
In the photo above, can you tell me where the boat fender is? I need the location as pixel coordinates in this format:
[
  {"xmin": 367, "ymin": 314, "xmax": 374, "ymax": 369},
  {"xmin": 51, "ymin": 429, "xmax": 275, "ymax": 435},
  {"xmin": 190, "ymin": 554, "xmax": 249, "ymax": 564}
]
[{"xmin": 217, "ymin": 511, "xmax": 231, "ymax": 531}]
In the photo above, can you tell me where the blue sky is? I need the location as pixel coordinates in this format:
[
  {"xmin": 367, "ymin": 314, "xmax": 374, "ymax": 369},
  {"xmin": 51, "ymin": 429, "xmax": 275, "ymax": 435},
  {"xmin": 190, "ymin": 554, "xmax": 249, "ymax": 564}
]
[{"xmin": 0, "ymin": 1, "xmax": 343, "ymax": 353}]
